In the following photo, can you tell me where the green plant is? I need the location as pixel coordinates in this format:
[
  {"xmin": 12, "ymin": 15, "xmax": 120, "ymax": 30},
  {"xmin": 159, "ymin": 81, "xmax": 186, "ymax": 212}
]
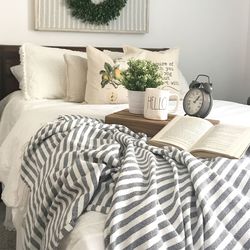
[
  {"xmin": 100, "ymin": 59, "xmax": 163, "ymax": 91},
  {"xmin": 121, "ymin": 59, "xmax": 164, "ymax": 91},
  {"xmin": 66, "ymin": 0, "xmax": 127, "ymax": 25}
]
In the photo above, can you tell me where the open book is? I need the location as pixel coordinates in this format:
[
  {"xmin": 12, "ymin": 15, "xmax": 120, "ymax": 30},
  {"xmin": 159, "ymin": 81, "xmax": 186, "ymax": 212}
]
[{"xmin": 150, "ymin": 116, "xmax": 250, "ymax": 159}]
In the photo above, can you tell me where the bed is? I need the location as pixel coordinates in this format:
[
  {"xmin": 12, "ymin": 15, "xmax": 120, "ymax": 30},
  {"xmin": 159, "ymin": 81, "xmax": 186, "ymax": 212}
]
[{"xmin": 0, "ymin": 44, "xmax": 250, "ymax": 250}]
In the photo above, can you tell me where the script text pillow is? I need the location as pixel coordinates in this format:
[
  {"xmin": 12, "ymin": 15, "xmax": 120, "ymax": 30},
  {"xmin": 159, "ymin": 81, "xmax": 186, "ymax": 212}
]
[
  {"xmin": 103, "ymin": 50, "xmax": 124, "ymax": 60},
  {"xmin": 123, "ymin": 45, "xmax": 184, "ymax": 98},
  {"xmin": 64, "ymin": 54, "xmax": 87, "ymax": 103},
  {"xmin": 85, "ymin": 46, "xmax": 144, "ymax": 104},
  {"xmin": 20, "ymin": 43, "xmax": 85, "ymax": 100}
]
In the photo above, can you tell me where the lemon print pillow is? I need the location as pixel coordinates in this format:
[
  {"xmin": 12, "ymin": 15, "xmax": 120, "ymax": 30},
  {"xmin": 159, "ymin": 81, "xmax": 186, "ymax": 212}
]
[{"xmin": 85, "ymin": 46, "xmax": 144, "ymax": 104}]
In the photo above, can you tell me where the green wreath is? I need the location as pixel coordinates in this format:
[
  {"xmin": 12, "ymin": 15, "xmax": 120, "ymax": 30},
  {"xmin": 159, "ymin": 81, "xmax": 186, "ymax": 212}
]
[{"xmin": 66, "ymin": 0, "xmax": 128, "ymax": 25}]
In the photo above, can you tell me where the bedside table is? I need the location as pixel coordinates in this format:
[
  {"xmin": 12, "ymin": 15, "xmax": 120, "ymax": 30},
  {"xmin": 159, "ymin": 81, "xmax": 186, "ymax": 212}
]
[{"xmin": 105, "ymin": 109, "xmax": 176, "ymax": 137}]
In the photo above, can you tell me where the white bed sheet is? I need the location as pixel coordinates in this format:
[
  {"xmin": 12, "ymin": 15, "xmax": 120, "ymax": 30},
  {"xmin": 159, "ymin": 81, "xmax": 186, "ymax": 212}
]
[
  {"xmin": 0, "ymin": 91, "xmax": 70, "ymax": 145},
  {"xmin": 1, "ymin": 92, "xmax": 250, "ymax": 250},
  {"xmin": 0, "ymin": 91, "xmax": 128, "ymax": 250},
  {"xmin": 0, "ymin": 94, "xmax": 128, "ymax": 204}
]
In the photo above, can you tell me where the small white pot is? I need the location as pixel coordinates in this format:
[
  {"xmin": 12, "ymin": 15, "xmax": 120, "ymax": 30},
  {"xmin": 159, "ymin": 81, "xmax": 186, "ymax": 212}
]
[{"xmin": 128, "ymin": 90, "xmax": 145, "ymax": 114}]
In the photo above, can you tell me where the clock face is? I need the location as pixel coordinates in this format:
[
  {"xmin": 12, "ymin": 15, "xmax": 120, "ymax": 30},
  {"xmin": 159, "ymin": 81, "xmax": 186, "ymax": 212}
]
[{"xmin": 183, "ymin": 88, "xmax": 204, "ymax": 115}]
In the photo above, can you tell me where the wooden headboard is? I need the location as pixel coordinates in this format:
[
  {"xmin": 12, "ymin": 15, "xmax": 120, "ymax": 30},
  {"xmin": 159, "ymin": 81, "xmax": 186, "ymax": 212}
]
[
  {"xmin": 0, "ymin": 45, "xmax": 20, "ymax": 100},
  {"xmin": 0, "ymin": 45, "xmax": 166, "ymax": 100}
]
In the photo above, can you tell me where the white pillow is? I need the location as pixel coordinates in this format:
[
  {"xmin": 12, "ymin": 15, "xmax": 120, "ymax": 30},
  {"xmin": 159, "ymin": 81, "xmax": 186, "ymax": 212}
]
[
  {"xmin": 10, "ymin": 65, "xmax": 23, "ymax": 89},
  {"xmin": 64, "ymin": 54, "xmax": 88, "ymax": 103},
  {"xmin": 104, "ymin": 48, "xmax": 189, "ymax": 99},
  {"xmin": 103, "ymin": 50, "xmax": 124, "ymax": 60},
  {"xmin": 123, "ymin": 45, "xmax": 188, "ymax": 99},
  {"xmin": 179, "ymin": 70, "xmax": 189, "ymax": 99},
  {"xmin": 85, "ymin": 46, "xmax": 145, "ymax": 104},
  {"xmin": 20, "ymin": 43, "xmax": 85, "ymax": 100}
]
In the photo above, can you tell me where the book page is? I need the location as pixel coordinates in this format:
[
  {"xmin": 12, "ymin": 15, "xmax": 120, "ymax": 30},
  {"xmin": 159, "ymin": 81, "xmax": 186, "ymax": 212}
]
[
  {"xmin": 150, "ymin": 116, "xmax": 213, "ymax": 151},
  {"xmin": 191, "ymin": 124, "xmax": 250, "ymax": 158}
]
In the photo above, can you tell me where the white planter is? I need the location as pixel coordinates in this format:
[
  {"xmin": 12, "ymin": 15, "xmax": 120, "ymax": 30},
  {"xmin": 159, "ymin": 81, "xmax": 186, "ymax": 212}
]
[{"xmin": 128, "ymin": 90, "xmax": 145, "ymax": 114}]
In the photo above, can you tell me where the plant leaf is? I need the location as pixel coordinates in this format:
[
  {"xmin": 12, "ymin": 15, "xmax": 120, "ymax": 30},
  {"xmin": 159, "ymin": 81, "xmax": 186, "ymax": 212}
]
[
  {"xmin": 101, "ymin": 79, "xmax": 110, "ymax": 88},
  {"xmin": 104, "ymin": 62, "xmax": 113, "ymax": 74}
]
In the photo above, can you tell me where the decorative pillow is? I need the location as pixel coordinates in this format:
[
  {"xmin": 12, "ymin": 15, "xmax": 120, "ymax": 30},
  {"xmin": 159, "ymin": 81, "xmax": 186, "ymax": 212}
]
[
  {"xmin": 85, "ymin": 46, "xmax": 145, "ymax": 104},
  {"xmin": 178, "ymin": 70, "xmax": 189, "ymax": 99},
  {"xmin": 64, "ymin": 54, "xmax": 88, "ymax": 103},
  {"xmin": 20, "ymin": 43, "xmax": 85, "ymax": 100},
  {"xmin": 123, "ymin": 45, "xmax": 188, "ymax": 99},
  {"xmin": 103, "ymin": 50, "xmax": 124, "ymax": 60},
  {"xmin": 10, "ymin": 65, "xmax": 23, "ymax": 89}
]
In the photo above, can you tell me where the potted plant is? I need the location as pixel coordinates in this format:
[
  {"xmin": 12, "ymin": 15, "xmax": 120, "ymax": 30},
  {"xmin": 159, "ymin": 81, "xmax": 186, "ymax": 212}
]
[
  {"xmin": 100, "ymin": 59, "xmax": 163, "ymax": 114},
  {"xmin": 121, "ymin": 59, "xmax": 163, "ymax": 114}
]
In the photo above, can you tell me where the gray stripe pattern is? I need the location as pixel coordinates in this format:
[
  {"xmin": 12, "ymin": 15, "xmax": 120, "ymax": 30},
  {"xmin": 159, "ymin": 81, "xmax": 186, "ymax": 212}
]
[{"xmin": 21, "ymin": 115, "xmax": 250, "ymax": 249}]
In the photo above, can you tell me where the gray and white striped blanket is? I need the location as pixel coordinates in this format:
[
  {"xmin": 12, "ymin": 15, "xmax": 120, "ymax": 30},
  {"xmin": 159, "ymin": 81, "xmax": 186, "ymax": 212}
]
[{"xmin": 21, "ymin": 115, "xmax": 250, "ymax": 250}]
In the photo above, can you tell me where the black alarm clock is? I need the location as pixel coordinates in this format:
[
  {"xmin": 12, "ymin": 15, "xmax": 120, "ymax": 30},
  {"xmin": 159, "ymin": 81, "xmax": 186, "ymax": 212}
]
[{"xmin": 183, "ymin": 74, "xmax": 213, "ymax": 118}]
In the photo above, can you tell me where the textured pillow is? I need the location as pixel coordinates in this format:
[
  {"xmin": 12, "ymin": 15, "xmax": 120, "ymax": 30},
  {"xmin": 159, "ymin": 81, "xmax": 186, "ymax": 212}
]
[
  {"xmin": 123, "ymin": 45, "xmax": 186, "ymax": 98},
  {"xmin": 20, "ymin": 43, "xmax": 85, "ymax": 100},
  {"xmin": 179, "ymin": 70, "xmax": 189, "ymax": 99},
  {"xmin": 103, "ymin": 50, "xmax": 124, "ymax": 60},
  {"xmin": 10, "ymin": 65, "xmax": 23, "ymax": 89},
  {"xmin": 103, "ymin": 49, "xmax": 190, "ymax": 98},
  {"xmin": 64, "ymin": 54, "xmax": 88, "ymax": 103},
  {"xmin": 85, "ymin": 46, "xmax": 145, "ymax": 104}
]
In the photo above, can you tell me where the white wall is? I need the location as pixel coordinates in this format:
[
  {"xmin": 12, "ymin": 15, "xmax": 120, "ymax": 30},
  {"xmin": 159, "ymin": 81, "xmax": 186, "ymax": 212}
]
[{"xmin": 0, "ymin": 0, "xmax": 249, "ymax": 103}]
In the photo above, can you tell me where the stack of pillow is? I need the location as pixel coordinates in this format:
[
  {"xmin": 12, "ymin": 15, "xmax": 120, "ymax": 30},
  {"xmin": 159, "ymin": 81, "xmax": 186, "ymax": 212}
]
[{"xmin": 11, "ymin": 43, "xmax": 189, "ymax": 104}]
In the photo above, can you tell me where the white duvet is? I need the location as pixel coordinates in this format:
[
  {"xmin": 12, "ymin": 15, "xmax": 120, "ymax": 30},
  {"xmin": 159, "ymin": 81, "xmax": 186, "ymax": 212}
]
[
  {"xmin": 0, "ymin": 91, "xmax": 127, "ymax": 250},
  {"xmin": 0, "ymin": 91, "xmax": 128, "ymax": 205},
  {"xmin": 1, "ymin": 91, "xmax": 250, "ymax": 250}
]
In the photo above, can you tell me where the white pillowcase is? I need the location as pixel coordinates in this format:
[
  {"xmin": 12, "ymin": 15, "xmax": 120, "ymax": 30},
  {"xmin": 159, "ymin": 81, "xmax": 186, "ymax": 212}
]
[
  {"xmin": 10, "ymin": 65, "xmax": 23, "ymax": 89},
  {"xmin": 85, "ymin": 46, "xmax": 145, "ymax": 104},
  {"xmin": 103, "ymin": 50, "xmax": 124, "ymax": 60},
  {"xmin": 64, "ymin": 54, "xmax": 88, "ymax": 103},
  {"xmin": 178, "ymin": 70, "xmax": 189, "ymax": 99},
  {"xmin": 123, "ymin": 45, "xmax": 189, "ymax": 99},
  {"xmin": 20, "ymin": 43, "xmax": 85, "ymax": 100}
]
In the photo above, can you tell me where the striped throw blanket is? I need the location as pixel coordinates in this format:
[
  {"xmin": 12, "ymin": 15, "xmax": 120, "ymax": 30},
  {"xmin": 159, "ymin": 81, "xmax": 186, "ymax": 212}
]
[{"xmin": 21, "ymin": 115, "xmax": 250, "ymax": 250}]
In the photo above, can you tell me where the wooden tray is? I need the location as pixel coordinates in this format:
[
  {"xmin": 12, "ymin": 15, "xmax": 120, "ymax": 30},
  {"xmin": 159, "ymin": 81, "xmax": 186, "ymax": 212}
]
[{"xmin": 105, "ymin": 109, "xmax": 219, "ymax": 137}]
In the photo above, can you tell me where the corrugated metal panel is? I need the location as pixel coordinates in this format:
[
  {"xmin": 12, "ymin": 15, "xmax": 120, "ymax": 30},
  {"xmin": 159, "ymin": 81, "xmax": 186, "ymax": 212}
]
[{"xmin": 35, "ymin": 0, "xmax": 149, "ymax": 33}]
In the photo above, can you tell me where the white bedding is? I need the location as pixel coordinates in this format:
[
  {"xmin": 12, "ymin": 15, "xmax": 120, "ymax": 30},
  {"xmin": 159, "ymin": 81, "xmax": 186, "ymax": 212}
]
[
  {"xmin": 0, "ymin": 91, "xmax": 127, "ymax": 145},
  {"xmin": 0, "ymin": 91, "xmax": 128, "ymax": 204},
  {"xmin": 0, "ymin": 91, "xmax": 127, "ymax": 250},
  {"xmin": 0, "ymin": 91, "xmax": 79, "ymax": 144},
  {"xmin": 1, "ymin": 91, "xmax": 250, "ymax": 250}
]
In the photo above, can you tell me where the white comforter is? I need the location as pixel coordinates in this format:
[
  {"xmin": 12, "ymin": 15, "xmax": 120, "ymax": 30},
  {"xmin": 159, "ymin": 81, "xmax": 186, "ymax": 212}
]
[
  {"xmin": 0, "ymin": 91, "xmax": 182, "ymax": 198},
  {"xmin": 1, "ymin": 91, "xmax": 250, "ymax": 250},
  {"xmin": 0, "ymin": 92, "xmax": 127, "ymax": 250},
  {"xmin": 0, "ymin": 91, "xmax": 128, "ymax": 205}
]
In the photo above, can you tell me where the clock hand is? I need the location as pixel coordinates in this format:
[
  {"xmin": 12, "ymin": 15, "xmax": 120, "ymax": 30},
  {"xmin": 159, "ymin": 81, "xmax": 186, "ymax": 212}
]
[{"xmin": 193, "ymin": 96, "xmax": 200, "ymax": 103}]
